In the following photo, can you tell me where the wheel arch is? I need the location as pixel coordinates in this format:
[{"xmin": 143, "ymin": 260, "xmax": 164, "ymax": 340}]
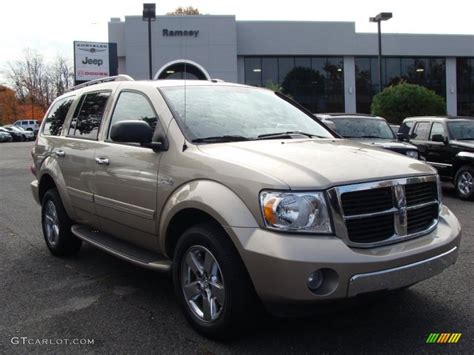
[{"xmin": 159, "ymin": 180, "xmax": 259, "ymax": 258}]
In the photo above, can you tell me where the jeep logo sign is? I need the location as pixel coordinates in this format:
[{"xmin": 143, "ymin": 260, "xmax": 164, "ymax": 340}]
[
  {"xmin": 162, "ymin": 29, "xmax": 199, "ymax": 37},
  {"xmin": 74, "ymin": 41, "xmax": 117, "ymax": 83}
]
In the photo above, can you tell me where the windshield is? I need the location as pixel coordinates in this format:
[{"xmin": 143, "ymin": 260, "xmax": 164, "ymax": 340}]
[
  {"xmin": 329, "ymin": 117, "xmax": 395, "ymax": 139},
  {"xmin": 448, "ymin": 120, "xmax": 474, "ymax": 140},
  {"xmin": 160, "ymin": 85, "xmax": 333, "ymax": 141}
]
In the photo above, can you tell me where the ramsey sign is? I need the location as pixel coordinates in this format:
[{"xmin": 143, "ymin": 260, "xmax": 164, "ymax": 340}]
[{"xmin": 74, "ymin": 41, "xmax": 118, "ymax": 84}]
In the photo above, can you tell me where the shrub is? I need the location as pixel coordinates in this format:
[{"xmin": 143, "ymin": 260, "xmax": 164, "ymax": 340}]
[{"xmin": 371, "ymin": 82, "xmax": 446, "ymax": 124}]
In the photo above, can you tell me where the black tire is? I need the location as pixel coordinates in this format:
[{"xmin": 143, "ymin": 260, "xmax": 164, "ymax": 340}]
[
  {"xmin": 20, "ymin": 135, "xmax": 26, "ymax": 142},
  {"xmin": 172, "ymin": 223, "xmax": 259, "ymax": 339},
  {"xmin": 454, "ymin": 165, "xmax": 474, "ymax": 200},
  {"xmin": 41, "ymin": 189, "xmax": 82, "ymax": 256}
]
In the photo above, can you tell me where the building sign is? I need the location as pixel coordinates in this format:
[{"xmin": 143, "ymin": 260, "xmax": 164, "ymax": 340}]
[
  {"xmin": 73, "ymin": 41, "xmax": 118, "ymax": 84},
  {"xmin": 162, "ymin": 29, "xmax": 199, "ymax": 37}
]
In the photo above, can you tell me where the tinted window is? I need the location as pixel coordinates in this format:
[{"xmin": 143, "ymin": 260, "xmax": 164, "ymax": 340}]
[
  {"xmin": 412, "ymin": 122, "xmax": 431, "ymax": 140},
  {"xmin": 108, "ymin": 92, "xmax": 157, "ymax": 140},
  {"xmin": 331, "ymin": 117, "xmax": 394, "ymax": 139},
  {"xmin": 429, "ymin": 123, "xmax": 446, "ymax": 140},
  {"xmin": 21, "ymin": 122, "xmax": 27, "ymax": 125},
  {"xmin": 43, "ymin": 96, "xmax": 75, "ymax": 136},
  {"xmin": 68, "ymin": 92, "xmax": 110, "ymax": 140}
]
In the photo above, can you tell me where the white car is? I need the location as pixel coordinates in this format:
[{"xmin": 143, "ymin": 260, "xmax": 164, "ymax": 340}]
[
  {"xmin": 0, "ymin": 130, "xmax": 12, "ymax": 142},
  {"xmin": 13, "ymin": 119, "xmax": 40, "ymax": 134}
]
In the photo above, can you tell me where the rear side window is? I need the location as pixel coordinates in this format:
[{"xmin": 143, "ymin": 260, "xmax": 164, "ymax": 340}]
[
  {"xmin": 411, "ymin": 122, "xmax": 431, "ymax": 140},
  {"xmin": 42, "ymin": 96, "xmax": 75, "ymax": 136},
  {"xmin": 68, "ymin": 92, "xmax": 110, "ymax": 140},
  {"xmin": 108, "ymin": 91, "xmax": 157, "ymax": 140}
]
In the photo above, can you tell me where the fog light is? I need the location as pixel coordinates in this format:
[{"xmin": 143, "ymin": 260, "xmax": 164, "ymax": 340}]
[{"xmin": 307, "ymin": 270, "xmax": 324, "ymax": 291}]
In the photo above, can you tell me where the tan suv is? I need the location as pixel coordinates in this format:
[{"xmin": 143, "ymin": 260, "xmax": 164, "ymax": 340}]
[{"xmin": 31, "ymin": 75, "xmax": 461, "ymax": 338}]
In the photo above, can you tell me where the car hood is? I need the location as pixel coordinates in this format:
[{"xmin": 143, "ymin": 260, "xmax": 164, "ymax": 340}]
[
  {"xmin": 351, "ymin": 138, "xmax": 417, "ymax": 150},
  {"xmin": 451, "ymin": 140, "xmax": 474, "ymax": 150},
  {"xmin": 197, "ymin": 138, "xmax": 435, "ymax": 189}
]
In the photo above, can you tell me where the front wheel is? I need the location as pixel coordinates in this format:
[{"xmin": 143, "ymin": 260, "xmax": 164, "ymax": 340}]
[
  {"xmin": 455, "ymin": 166, "xmax": 474, "ymax": 200},
  {"xmin": 172, "ymin": 223, "xmax": 259, "ymax": 339},
  {"xmin": 41, "ymin": 189, "xmax": 82, "ymax": 256}
]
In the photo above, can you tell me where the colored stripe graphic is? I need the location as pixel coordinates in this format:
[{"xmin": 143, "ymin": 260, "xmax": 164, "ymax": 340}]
[{"xmin": 426, "ymin": 333, "xmax": 462, "ymax": 344}]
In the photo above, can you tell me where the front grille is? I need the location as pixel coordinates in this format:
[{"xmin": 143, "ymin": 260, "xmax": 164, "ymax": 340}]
[
  {"xmin": 341, "ymin": 187, "xmax": 393, "ymax": 216},
  {"xmin": 346, "ymin": 214, "xmax": 394, "ymax": 243},
  {"xmin": 331, "ymin": 176, "xmax": 440, "ymax": 247},
  {"xmin": 406, "ymin": 182, "xmax": 438, "ymax": 206},
  {"xmin": 407, "ymin": 204, "xmax": 438, "ymax": 234}
]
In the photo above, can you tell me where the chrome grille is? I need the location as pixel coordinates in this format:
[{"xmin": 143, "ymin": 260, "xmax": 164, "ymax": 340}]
[{"xmin": 327, "ymin": 175, "xmax": 440, "ymax": 248}]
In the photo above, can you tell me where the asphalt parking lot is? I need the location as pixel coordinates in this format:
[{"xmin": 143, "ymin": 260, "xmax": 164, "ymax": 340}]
[{"xmin": 0, "ymin": 142, "xmax": 472, "ymax": 353}]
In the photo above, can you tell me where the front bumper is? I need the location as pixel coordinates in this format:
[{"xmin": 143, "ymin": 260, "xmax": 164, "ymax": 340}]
[{"xmin": 224, "ymin": 205, "xmax": 461, "ymax": 307}]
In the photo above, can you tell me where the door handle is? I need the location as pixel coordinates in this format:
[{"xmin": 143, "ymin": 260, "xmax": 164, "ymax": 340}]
[
  {"xmin": 95, "ymin": 157, "xmax": 110, "ymax": 166},
  {"xmin": 54, "ymin": 150, "xmax": 65, "ymax": 157}
]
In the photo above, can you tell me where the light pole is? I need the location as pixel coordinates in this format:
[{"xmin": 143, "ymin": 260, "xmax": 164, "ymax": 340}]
[
  {"xmin": 369, "ymin": 12, "xmax": 392, "ymax": 93},
  {"xmin": 143, "ymin": 3, "xmax": 156, "ymax": 80}
]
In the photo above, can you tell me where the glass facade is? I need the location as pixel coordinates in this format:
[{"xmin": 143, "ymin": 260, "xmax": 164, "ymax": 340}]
[
  {"xmin": 457, "ymin": 58, "xmax": 474, "ymax": 116},
  {"xmin": 244, "ymin": 56, "xmax": 344, "ymax": 112},
  {"xmin": 355, "ymin": 57, "xmax": 446, "ymax": 113}
]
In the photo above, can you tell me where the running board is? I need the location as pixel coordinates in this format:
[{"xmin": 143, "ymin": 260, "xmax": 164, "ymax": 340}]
[{"xmin": 71, "ymin": 225, "xmax": 171, "ymax": 272}]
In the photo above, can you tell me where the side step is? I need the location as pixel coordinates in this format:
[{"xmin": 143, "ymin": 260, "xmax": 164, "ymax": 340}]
[{"xmin": 71, "ymin": 225, "xmax": 171, "ymax": 272}]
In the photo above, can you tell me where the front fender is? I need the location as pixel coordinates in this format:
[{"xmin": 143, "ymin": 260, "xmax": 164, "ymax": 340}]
[
  {"xmin": 158, "ymin": 180, "xmax": 259, "ymax": 252},
  {"xmin": 456, "ymin": 151, "xmax": 474, "ymax": 162}
]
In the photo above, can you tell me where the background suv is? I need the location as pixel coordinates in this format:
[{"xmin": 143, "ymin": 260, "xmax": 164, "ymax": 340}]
[
  {"xmin": 399, "ymin": 116, "xmax": 474, "ymax": 200},
  {"xmin": 316, "ymin": 113, "xmax": 419, "ymax": 159},
  {"xmin": 13, "ymin": 119, "xmax": 40, "ymax": 135}
]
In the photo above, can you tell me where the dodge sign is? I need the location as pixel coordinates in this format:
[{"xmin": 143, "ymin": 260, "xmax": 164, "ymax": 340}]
[{"xmin": 74, "ymin": 41, "xmax": 118, "ymax": 84}]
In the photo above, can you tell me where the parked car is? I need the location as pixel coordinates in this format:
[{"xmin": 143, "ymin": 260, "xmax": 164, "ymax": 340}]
[
  {"xmin": 399, "ymin": 116, "xmax": 474, "ymax": 200},
  {"xmin": 5, "ymin": 125, "xmax": 35, "ymax": 141},
  {"xmin": 13, "ymin": 119, "xmax": 40, "ymax": 134},
  {"xmin": 31, "ymin": 76, "xmax": 461, "ymax": 338},
  {"xmin": 315, "ymin": 113, "xmax": 419, "ymax": 159},
  {"xmin": 0, "ymin": 127, "xmax": 24, "ymax": 142},
  {"xmin": 0, "ymin": 130, "xmax": 12, "ymax": 142}
]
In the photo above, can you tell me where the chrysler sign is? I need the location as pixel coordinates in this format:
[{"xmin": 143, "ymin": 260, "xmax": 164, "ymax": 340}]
[{"xmin": 73, "ymin": 41, "xmax": 118, "ymax": 84}]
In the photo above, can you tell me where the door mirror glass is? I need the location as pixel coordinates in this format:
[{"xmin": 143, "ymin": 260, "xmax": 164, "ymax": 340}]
[{"xmin": 110, "ymin": 120, "xmax": 163, "ymax": 150}]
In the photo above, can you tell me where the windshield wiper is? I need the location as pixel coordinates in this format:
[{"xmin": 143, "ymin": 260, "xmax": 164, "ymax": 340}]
[
  {"xmin": 191, "ymin": 135, "xmax": 251, "ymax": 143},
  {"xmin": 257, "ymin": 131, "xmax": 322, "ymax": 140},
  {"xmin": 359, "ymin": 135, "xmax": 384, "ymax": 139}
]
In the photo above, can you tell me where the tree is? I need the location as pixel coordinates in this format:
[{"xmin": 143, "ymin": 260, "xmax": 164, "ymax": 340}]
[
  {"xmin": 371, "ymin": 82, "xmax": 446, "ymax": 124},
  {"xmin": 6, "ymin": 49, "xmax": 73, "ymax": 116},
  {"xmin": 167, "ymin": 6, "xmax": 201, "ymax": 15}
]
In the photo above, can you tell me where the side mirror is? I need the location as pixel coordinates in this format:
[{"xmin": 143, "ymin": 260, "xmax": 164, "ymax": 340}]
[
  {"xmin": 431, "ymin": 134, "xmax": 448, "ymax": 144},
  {"xmin": 110, "ymin": 120, "xmax": 163, "ymax": 151},
  {"xmin": 397, "ymin": 132, "xmax": 408, "ymax": 141}
]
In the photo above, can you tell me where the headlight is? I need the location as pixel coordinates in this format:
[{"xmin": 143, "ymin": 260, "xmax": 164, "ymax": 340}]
[
  {"xmin": 260, "ymin": 191, "xmax": 332, "ymax": 233},
  {"xmin": 406, "ymin": 150, "xmax": 419, "ymax": 159}
]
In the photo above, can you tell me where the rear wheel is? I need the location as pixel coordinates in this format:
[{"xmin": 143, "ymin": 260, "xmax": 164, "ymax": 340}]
[
  {"xmin": 454, "ymin": 166, "xmax": 474, "ymax": 200},
  {"xmin": 41, "ymin": 189, "xmax": 82, "ymax": 256},
  {"xmin": 172, "ymin": 223, "xmax": 259, "ymax": 339}
]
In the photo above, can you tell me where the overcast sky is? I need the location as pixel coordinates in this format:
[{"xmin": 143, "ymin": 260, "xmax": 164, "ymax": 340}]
[{"xmin": 1, "ymin": 0, "xmax": 473, "ymax": 83}]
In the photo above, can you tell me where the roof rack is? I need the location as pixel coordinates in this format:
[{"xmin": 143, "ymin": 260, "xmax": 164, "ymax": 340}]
[{"xmin": 68, "ymin": 74, "xmax": 134, "ymax": 92}]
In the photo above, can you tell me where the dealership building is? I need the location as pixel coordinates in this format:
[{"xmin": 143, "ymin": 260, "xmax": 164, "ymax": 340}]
[{"xmin": 108, "ymin": 15, "xmax": 474, "ymax": 115}]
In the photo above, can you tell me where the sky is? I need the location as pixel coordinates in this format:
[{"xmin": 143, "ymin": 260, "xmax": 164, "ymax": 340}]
[{"xmin": 1, "ymin": 0, "xmax": 473, "ymax": 83}]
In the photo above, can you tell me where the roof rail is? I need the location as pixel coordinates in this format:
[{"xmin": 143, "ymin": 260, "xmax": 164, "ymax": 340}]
[{"xmin": 68, "ymin": 74, "xmax": 134, "ymax": 92}]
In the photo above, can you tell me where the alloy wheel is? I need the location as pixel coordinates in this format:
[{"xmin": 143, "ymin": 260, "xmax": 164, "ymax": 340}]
[
  {"xmin": 44, "ymin": 200, "xmax": 60, "ymax": 246},
  {"xmin": 181, "ymin": 245, "xmax": 226, "ymax": 322},
  {"xmin": 458, "ymin": 171, "xmax": 473, "ymax": 196}
]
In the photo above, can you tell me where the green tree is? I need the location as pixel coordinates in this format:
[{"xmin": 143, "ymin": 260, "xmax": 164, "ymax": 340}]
[
  {"xmin": 371, "ymin": 82, "xmax": 446, "ymax": 124},
  {"xmin": 167, "ymin": 6, "xmax": 201, "ymax": 15}
]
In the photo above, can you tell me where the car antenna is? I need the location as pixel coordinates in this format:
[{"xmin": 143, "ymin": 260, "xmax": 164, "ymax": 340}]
[{"xmin": 182, "ymin": 30, "xmax": 188, "ymax": 152}]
